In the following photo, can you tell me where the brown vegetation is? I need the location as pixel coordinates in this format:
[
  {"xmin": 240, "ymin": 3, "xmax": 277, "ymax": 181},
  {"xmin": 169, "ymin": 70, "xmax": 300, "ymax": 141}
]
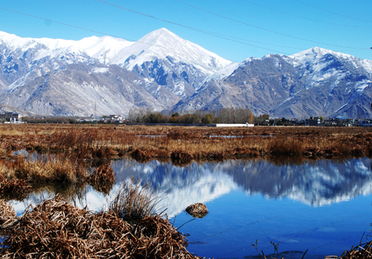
[
  {"xmin": 171, "ymin": 150, "xmax": 193, "ymax": 166},
  {"xmin": 0, "ymin": 156, "xmax": 89, "ymax": 200},
  {"xmin": 110, "ymin": 183, "xmax": 158, "ymax": 223},
  {"xmin": 0, "ymin": 124, "xmax": 370, "ymax": 166},
  {"xmin": 12, "ymin": 158, "xmax": 88, "ymax": 185},
  {"xmin": 0, "ymin": 124, "xmax": 370, "ymax": 201},
  {"xmin": 341, "ymin": 241, "xmax": 372, "ymax": 258},
  {"xmin": 0, "ymin": 195, "xmax": 197, "ymax": 258},
  {"xmin": 0, "ymin": 199, "xmax": 16, "ymax": 227},
  {"xmin": 88, "ymin": 163, "xmax": 115, "ymax": 194},
  {"xmin": 0, "ymin": 176, "xmax": 31, "ymax": 200}
]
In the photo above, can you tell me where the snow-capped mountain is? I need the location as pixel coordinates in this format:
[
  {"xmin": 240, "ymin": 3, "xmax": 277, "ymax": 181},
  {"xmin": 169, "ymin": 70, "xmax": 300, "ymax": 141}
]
[
  {"xmin": 0, "ymin": 28, "xmax": 231, "ymax": 115},
  {"xmin": 0, "ymin": 28, "xmax": 231, "ymax": 72},
  {"xmin": 174, "ymin": 47, "xmax": 372, "ymax": 118},
  {"xmin": 118, "ymin": 28, "xmax": 231, "ymax": 73},
  {"xmin": 0, "ymin": 29, "xmax": 371, "ymax": 118},
  {"xmin": 276, "ymin": 47, "xmax": 372, "ymax": 118}
]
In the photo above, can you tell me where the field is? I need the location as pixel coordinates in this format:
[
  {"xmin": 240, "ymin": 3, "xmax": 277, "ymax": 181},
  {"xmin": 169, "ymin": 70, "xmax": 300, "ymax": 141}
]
[{"xmin": 0, "ymin": 124, "xmax": 371, "ymax": 163}]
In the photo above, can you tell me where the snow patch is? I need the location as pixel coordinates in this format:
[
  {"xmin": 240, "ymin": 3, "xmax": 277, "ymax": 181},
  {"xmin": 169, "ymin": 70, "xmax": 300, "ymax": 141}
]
[{"xmin": 92, "ymin": 67, "xmax": 109, "ymax": 73}]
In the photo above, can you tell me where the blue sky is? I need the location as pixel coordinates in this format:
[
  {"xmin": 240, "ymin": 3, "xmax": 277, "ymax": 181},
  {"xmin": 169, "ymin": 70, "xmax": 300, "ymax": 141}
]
[{"xmin": 0, "ymin": 0, "xmax": 371, "ymax": 62}]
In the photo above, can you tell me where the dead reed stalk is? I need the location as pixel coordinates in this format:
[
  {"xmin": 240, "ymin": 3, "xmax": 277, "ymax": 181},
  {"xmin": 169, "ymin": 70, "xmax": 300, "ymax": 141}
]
[
  {"xmin": 0, "ymin": 199, "xmax": 16, "ymax": 227},
  {"xmin": 341, "ymin": 240, "xmax": 372, "ymax": 258}
]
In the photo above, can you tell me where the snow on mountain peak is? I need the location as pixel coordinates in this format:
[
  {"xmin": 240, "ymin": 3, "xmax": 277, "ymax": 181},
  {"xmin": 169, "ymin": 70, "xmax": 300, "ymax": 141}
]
[
  {"xmin": 291, "ymin": 47, "xmax": 354, "ymax": 61},
  {"xmin": 139, "ymin": 27, "xmax": 179, "ymax": 43},
  {"xmin": 72, "ymin": 35, "xmax": 133, "ymax": 63},
  {"xmin": 290, "ymin": 46, "xmax": 372, "ymax": 73},
  {"xmin": 0, "ymin": 29, "xmax": 231, "ymax": 73},
  {"xmin": 0, "ymin": 30, "xmax": 39, "ymax": 51},
  {"xmin": 118, "ymin": 28, "xmax": 232, "ymax": 74}
]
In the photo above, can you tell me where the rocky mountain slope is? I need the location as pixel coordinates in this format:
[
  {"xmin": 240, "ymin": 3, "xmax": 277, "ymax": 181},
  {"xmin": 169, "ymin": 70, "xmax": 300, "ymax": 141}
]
[
  {"xmin": 0, "ymin": 29, "xmax": 230, "ymax": 116},
  {"xmin": 0, "ymin": 29, "xmax": 371, "ymax": 118},
  {"xmin": 174, "ymin": 48, "xmax": 372, "ymax": 119}
]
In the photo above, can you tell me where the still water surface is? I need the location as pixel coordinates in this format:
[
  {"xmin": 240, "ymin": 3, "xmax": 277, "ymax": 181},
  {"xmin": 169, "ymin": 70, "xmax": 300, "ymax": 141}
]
[{"xmin": 9, "ymin": 158, "xmax": 372, "ymax": 259}]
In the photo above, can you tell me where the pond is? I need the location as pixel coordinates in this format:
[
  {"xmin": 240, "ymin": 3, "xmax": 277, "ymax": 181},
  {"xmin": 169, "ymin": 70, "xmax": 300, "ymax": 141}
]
[{"xmin": 7, "ymin": 158, "xmax": 372, "ymax": 259}]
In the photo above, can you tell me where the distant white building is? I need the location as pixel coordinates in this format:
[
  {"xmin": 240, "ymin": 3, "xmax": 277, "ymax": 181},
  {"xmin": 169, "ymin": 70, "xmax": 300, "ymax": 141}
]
[
  {"xmin": 215, "ymin": 123, "xmax": 254, "ymax": 127},
  {"xmin": 102, "ymin": 115, "xmax": 125, "ymax": 123},
  {"xmin": 0, "ymin": 112, "xmax": 22, "ymax": 123}
]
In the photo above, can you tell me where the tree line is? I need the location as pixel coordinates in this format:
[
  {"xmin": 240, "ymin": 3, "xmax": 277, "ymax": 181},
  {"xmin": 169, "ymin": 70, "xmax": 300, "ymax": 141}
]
[{"xmin": 127, "ymin": 108, "xmax": 255, "ymax": 124}]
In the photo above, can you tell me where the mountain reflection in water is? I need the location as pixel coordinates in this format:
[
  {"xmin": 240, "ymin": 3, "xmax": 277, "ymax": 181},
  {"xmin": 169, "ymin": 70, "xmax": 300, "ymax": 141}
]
[
  {"xmin": 111, "ymin": 158, "xmax": 372, "ymax": 215},
  {"xmin": 9, "ymin": 158, "xmax": 372, "ymax": 258},
  {"xmin": 11, "ymin": 158, "xmax": 372, "ymax": 216}
]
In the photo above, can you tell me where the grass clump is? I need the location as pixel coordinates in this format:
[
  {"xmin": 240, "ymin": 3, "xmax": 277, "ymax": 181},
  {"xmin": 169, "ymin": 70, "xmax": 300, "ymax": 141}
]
[
  {"xmin": 0, "ymin": 196, "xmax": 197, "ymax": 258},
  {"xmin": 185, "ymin": 203, "xmax": 208, "ymax": 218},
  {"xmin": 0, "ymin": 158, "xmax": 88, "ymax": 200},
  {"xmin": 0, "ymin": 163, "xmax": 32, "ymax": 200},
  {"xmin": 88, "ymin": 163, "xmax": 115, "ymax": 194},
  {"xmin": 268, "ymin": 138, "xmax": 304, "ymax": 157},
  {"xmin": 110, "ymin": 183, "xmax": 159, "ymax": 223}
]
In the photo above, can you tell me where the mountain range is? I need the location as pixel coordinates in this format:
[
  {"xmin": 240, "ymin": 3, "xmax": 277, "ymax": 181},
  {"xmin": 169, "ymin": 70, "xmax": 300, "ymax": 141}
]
[{"xmin": 0, "ymin": 28, "xmax": 371, "ymax": 118}]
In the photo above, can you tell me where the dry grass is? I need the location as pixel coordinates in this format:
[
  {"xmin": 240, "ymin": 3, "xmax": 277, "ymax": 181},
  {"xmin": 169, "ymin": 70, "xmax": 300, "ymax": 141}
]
[
  {"xmin": 88, "ymin": 163, "xmax": 115, "ymax": 194},
  {"xmin": 268, "ymin": 137, "xmax": 305, "ymax": 157},
  {"xmin": 0, "ymin": 199, "xmax": 16, "ymax": 227},
  {"xmin": 110, "ymin": 183, "xmax": 159, "ymax": 223},
  {"xmin": 341, "ymin": 241, "xmax": 372, "ymax": 258},
  {"xmin": 0, "ymin": 176, "xmax": 31, "ymax": 200},
  {"xmin": 0, "ymin": 196, "xmax": 197, "ymax": 258},
  {"xmin": 0, "ymin": 157, "xmax": 88, "ymax": 200},
  {"xmin": 0, "ymin": 124, "xmax": 370, "ymax": 165},
  {"xmin": 12, "ymin": 158, "xmax": 87, "ymax": 185}
]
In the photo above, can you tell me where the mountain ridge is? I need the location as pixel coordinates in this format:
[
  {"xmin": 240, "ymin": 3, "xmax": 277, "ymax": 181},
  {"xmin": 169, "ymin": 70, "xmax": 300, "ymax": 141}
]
[{"xmin": 0, "ymin": 29, "xmax": 371, "ymax": 118}]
